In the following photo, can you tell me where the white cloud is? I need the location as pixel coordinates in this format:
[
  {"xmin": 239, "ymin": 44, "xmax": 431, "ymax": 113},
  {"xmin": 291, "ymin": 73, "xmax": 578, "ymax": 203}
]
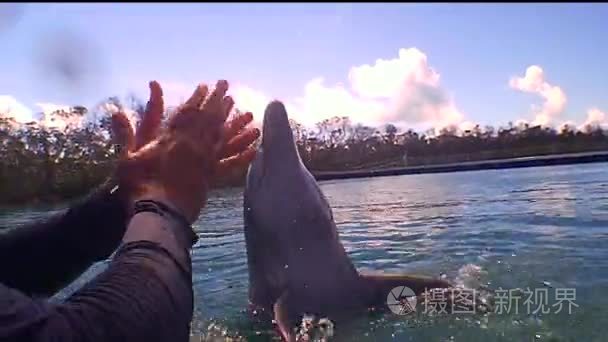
[
  {"xmin": 348, "ymin": 48, "xmax": 441, "ymax": 99},
  {"xmin": 36, "ymin": 102, "xmax": 71, "ymax": 116},
  {"xmin": 0, "ymin": 95, "xmax": 34, "ymax": 124},
  {"xmin": 286, "ymin": 77, "xmax": 384, "ymax": 127},
  {"xmin": 230, "ymin": 84, "xmax": 271, "ymax": 128},
  {"xmin": 0, "ymin": 96, "xmax": 92, "ymax": 131},
  {"xmin": 558, "ymin": 120, "xmax": 577, "ymax": 132},
  {"xmin": 232, "ymin": 48, "xmax": 465, "ymax": 129},
  {"xmin": 514, "ymin": 118, "xmax": 530, "ymax": 129},
  {"xmin": 6, "ymin": 56, "xmax": 601, "ymax": 137},
  {"xmin": 35, "ymin": 102, "xmax": 85, "ymax": 130},
  {"xmin": 579, "ymin": 107, "xmax": 607, "ymax": 131},
  {"xmin": 458, "ymin": 120, "xmax": 477, "ymax": 133},
  {"xmin": 509, "ymin": 65, "xmax": 567, "ymax": 126}
]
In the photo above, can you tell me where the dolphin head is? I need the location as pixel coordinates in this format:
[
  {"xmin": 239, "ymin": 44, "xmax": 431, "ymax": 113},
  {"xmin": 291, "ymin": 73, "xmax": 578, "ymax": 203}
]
[
  {"xmin": 255, "ymin": 100, "xmax": 301, "ymax": 178},
  {"xmin": 261, "ymin": 101, "xmax": 296, "ymax": 154},
  {"xmin": 243, "ymin": 100, "xmax": 359, "ymax": 308},
  {"xmin": 245, "ymin": 100, "xmax": 331, "ymax": 237}
]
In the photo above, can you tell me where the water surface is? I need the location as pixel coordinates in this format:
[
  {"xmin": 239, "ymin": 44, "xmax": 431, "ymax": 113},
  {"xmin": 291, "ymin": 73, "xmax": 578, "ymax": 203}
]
[{"xmin": 2, "ymin": 163, "xmax": 607, "ymax": 341}]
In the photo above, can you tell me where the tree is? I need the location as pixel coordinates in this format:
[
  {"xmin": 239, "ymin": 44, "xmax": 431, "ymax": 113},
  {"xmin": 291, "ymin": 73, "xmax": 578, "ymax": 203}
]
[
  {"xmin": 384, "ymin": 123, "xmax": 398, "ymax": 144},
  {"xmin": 3, "ymin": 95, "xmax": 608, "ymax": 205}
]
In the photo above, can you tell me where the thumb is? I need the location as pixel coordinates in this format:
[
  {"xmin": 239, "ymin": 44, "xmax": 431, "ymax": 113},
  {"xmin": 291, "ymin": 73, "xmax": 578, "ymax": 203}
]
[{"xmin": 111, "ymin": 112, "xmax": 135, "ymax": 157}]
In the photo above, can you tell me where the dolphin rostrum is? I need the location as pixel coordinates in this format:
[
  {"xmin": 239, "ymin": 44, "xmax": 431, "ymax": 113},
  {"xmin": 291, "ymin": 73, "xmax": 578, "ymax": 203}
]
[{"xmin": 243, "ymin": 101, "xmax": 452, "ymax": 341}]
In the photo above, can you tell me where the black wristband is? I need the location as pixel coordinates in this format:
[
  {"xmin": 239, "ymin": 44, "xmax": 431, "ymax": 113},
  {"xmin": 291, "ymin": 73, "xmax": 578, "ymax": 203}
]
[{"xmin": 133, "ymin": 200, "xmax": 199, "ymax": 246}]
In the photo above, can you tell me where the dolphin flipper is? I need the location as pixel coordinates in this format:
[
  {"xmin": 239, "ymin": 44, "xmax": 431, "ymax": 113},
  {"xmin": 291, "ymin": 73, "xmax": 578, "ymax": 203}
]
[{"xmin": 273, "ymin": 291, "xmax": 297, "ymax": 342}]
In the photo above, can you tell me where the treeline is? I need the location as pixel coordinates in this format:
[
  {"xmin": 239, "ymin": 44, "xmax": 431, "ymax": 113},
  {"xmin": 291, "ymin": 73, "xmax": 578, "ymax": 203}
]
[
  {"xmin": 2, "ymin": 105, "xmax": 608, "ymax": 205},
  {"xmin": 1, "ymin": 107, "xmax": 118, "ymax": 205},
  {"xmin": 293, "ymin": 117, "xmax": 608, "ymax": 171}
]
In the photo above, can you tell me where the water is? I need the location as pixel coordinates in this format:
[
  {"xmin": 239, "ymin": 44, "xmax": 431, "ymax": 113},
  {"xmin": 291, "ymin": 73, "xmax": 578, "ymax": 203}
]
[{"xmin": 2, "ymin": 163, "xmax": 608, "ymax": 341}]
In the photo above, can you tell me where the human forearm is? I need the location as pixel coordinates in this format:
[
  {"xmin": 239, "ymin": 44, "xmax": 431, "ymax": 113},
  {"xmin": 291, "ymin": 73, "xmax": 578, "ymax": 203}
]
[
  {"xmin": 0, "ymin": 181, "xmax": 130, "ymax": 296},
  {"xmin": 50, "ymin": 242, "xmax": 193, "ymax": 341},
  {"xmin": 1, "ymin": 211, "xmax": 197, "ymax": 342}
]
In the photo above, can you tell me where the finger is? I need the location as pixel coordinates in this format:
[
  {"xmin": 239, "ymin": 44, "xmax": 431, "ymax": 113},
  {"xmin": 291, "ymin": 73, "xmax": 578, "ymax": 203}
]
[
  {"xmin": 191, "ymin": 80, "xmax": 230, "ymax": 147},
  {"xmin": 110, "ymin": 112, "xmax": 135, "ymax": 157},
  {"xmin": 184, "ymin": 83, "xmax": 208, "ymax": 110},
  {"xmin": 136, "ymin": 80, "xmax": 164, "ymax": 149},
  {"xmin": 222, "ymin": 96, "xmax": 234, "ymax": 121},
  {"xmin": 220, "ymin": 127, "xmax": 260, "ymax": 159},
  {"xmin": 169, "ymin": 83, "xmax": 209, "ymax": 131},
  {"xmin": 203, "ymin": 80, "xmax": 229, "ymax": 123},
  {"xmin": 224, "ymin": 111, "xmax": 253, "ymax": 140},
  {"xmin": 216, "ymin": 146, "xmax": 257, "ymax": 175}
]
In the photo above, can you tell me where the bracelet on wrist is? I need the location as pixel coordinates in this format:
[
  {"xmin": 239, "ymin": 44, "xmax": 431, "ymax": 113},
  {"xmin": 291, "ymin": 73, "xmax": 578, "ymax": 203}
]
[{"xmin": 133, "ymin": 199, "xmax": 199, "ymax": 246}]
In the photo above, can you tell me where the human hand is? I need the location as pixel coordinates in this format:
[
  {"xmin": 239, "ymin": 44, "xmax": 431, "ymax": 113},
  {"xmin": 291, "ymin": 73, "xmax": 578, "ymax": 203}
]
[
  {"xmin": 111, "ymin": 80, "xmax": 259, "ymax": 223},
  {"xmin": 111, "ymin": 80, "xmax": 164, "ymax": 159},
  {"xmin": 107, "ymin": 80, "xmax": 164, "ymax": 207}
]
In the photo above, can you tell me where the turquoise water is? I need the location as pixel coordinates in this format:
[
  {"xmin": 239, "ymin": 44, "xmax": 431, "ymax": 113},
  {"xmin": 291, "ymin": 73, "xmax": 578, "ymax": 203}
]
[{"xmin": 3, "ymin": 163, "xmax": 608, "ymax": 341}]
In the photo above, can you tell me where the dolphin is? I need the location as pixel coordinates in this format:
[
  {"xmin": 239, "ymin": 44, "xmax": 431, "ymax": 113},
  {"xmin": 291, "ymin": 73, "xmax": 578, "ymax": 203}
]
[{"xmin": 243, "ymin": 101, "xmax": 452, "ymax": 341}]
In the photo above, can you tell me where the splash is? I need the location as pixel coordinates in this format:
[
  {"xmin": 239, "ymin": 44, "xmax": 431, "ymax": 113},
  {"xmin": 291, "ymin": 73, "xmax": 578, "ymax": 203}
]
[
  {"xmin": 295, "ymin": 315, "xmax": 335, "ymax": 342},
  {"xmin": 454, "ymin": 263, "xmax": 487, "ymax": 289},
  {"xmin": 190, "ymin": 320, "xmax": 247, "ymax": 342},
  {"xmin": 416, "ymin": 264, "xmax": 493, "ymax": 318}
]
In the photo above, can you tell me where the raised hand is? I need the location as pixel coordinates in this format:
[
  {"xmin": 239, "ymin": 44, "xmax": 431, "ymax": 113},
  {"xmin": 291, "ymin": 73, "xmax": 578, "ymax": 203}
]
[
  {"xmin": 111, "ymin": 80, "xmax": 164, "ymax": 157},
  {"xmin": 111, "ymin": 80, "xmax": 259, "ymax": 223}
]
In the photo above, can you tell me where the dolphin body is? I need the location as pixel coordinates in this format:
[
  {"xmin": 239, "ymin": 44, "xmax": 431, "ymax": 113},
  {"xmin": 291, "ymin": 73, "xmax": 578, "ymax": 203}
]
[{"xmin": 243, "ymin": 101, "xmax": 452, "ymax": 341}]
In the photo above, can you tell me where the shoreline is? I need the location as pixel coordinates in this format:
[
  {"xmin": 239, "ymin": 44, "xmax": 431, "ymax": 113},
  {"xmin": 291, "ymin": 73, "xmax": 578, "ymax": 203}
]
[
  {"xmin": 312, "ymin": 150, "xmax": 608, "ymax": 181},
  {"xmin": 3, "ymin": 151, "xmax": 608, "ymax": 208}
]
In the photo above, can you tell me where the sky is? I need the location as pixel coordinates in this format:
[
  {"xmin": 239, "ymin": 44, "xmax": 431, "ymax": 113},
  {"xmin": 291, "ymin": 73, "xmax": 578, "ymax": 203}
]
[{"xmin": 0, "ymin": 3, "xmax": 607, "ymax": 132}]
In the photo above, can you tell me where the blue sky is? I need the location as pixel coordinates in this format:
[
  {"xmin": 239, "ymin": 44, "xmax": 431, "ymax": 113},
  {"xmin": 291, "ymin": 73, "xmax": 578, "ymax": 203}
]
[{"xmin": 0, "ymin": 3, "xmax": 606, "ymax": 131}]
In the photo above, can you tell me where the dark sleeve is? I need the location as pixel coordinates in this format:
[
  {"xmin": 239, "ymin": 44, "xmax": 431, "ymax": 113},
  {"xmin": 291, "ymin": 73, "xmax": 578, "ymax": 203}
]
[
  {"xmin": 0, "ymin": 182, "xmax": 129, "ymax": 297},
  {"xmin": 0, "ymin": 212, "xmax": 195, "ymax": 342}
]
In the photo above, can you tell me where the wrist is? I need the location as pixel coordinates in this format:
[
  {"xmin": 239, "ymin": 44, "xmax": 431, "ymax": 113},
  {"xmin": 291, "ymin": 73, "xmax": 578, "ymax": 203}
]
[
  {"xmin": 130, "ymin": 183, "xmax": 200, "ymax": 224},
  {"xmin": 127, "ymin": 181, "xmax": 200, "ymax": 248},
  {"xmin": 131, "ymin": 186, "xmax": 182, "ymax": 218},
  {"xmin": 132, "ymin": 199, "xmax": 199, "ymax": 248}
]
